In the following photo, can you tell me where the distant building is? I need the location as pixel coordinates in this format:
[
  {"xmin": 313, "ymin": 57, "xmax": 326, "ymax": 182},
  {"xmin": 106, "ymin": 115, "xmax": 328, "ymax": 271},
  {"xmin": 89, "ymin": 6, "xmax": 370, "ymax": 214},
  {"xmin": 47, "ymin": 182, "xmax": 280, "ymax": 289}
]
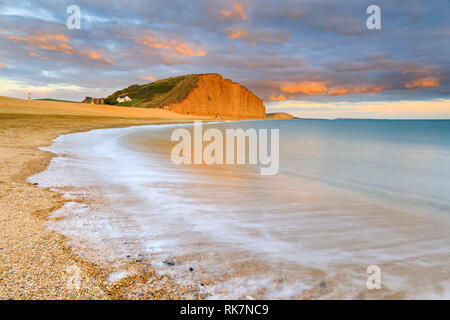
[
  {"xmin": 82, "ymin": 97, "xmax": 104, "ymax": 104},
  {"xmin": 82, "ymin": 96, "xmax": 93, "ymax": 104},
  {"xmin": 93, "ymin": 98, "xmax": 104, "ymax": 104},
  {"xmin": 117, "ymin": 95, "xmax": 132, "ymax": 103}
]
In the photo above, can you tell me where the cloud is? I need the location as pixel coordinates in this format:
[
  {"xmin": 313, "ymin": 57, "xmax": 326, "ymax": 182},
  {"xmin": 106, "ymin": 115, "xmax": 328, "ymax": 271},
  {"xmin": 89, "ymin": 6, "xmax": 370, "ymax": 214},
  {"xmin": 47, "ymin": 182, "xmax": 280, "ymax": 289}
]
[
  {"xmin": 221, "ymin": 2, "xmax": 247, "ymax": 20},
  {"xmin": 0, "ymin": 62, "xmax": 7, "ymax": 68},
  {"xmin": 6, "ymin": 33, "xmax": 73, "ymax": 54},
  {"xmin": 132, "ymin": 34, "xmax": 206, "ymax": 57},
  {"xmin": 4, "ymin": 32, "xmax": 114, "ymax": 64},
  {"xmin": 276, "ymin": 82, "xmax": 386, "ymax": 98},
  {"xmin": 139, "ymin": 75, "xmax": 156, "ymax": 81},
  {"xmin": 0, "ymin": 5, "xmax": 58, "ymax": 23},
  {"xmin": 227, "ymin": 30, "xmax": 248, "ymax": 39},
  {"xmin": 269, "ymin": 94, "xmax": 287, "ymax": 101},
  {"xmin": 87, "ymin": 52, "xmax": 102, "ymax": 60},
  {"xmin": 80, "ymin": 51, "xmax": 114, "ymax": 64},
  {"xmin": 332, "ymin": 59, "xmax": 436, "ymax": 76},
  {"xmin": 226, "ymin": 28, "xmax": 290, "ymax": 45},
  {"xmin": 281, "ymin": 81, "xmax": 328, "ymax": 96},
  {"xmin": 28, "ymin": 51, "xmax": 49, "ymax": 60},
  {"xmin": 405, "ymin": 77, "xmax": 440, "ymax": 89},
  {"xmin": 328, "ymin": 86, "xmax": 385, "ymax": 96}
]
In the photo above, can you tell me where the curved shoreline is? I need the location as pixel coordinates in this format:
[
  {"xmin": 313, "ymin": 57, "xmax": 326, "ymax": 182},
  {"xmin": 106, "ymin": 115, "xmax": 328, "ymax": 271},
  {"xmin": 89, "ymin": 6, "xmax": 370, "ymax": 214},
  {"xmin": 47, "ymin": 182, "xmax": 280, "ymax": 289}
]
[
  {"xmin": 24, "ymin": 122, "xmax": 285, "ymax": 300},
  {"xmin": 0, "ymin": 113, "xmax": 204, "ymax": 299}
]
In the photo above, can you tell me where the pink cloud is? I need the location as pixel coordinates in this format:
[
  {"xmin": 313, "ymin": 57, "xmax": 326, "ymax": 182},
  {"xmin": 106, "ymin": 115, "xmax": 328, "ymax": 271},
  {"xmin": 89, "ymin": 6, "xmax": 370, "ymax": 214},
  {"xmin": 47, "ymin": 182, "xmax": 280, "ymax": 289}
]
[
  {"xmin": 133, "ymin": 34, "xmax": 206, "ymax": 57},
  {"xmin": 6, "ymin": 33, "xmax": 73, "ymax": 54},
  {"xmin": 269, "ymin": 94, "xmax": 287, "ymax": 101},
  {"xmin": 28, "ymin": 51, "xmax": 49, "ymax": 60},
  {"xmin": 221, "ymin": 2, "xmax": 247, "ymax": 20},
  {"xmin": 281, "ymin": 81, "xmax": 328, "ymax": 96},
  {"xmin": 225, "ymin": 28, "xmax": 290, "ymax": 45},
  {"xmin": 5, "ymin": 32, "xmax": 114, "ymax": 64},
  {"xmin": 139, "ymin": 75, "xmax": 157, "ymax": 81},
  {"xmin": 405, "ymin": 76, "xmax": 440, "ymax": 89},
  {"xmin": 328, "ymin": 86, "xmax": 386, "ymax": 96}
]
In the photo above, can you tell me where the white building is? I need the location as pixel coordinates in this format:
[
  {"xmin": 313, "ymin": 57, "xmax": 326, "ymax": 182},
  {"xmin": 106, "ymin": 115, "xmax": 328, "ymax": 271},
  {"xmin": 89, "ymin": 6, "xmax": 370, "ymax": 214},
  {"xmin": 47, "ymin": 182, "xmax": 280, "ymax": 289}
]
[{"xmin": 117, "ymin": 95, "xmax": 132, "ymax": 103}]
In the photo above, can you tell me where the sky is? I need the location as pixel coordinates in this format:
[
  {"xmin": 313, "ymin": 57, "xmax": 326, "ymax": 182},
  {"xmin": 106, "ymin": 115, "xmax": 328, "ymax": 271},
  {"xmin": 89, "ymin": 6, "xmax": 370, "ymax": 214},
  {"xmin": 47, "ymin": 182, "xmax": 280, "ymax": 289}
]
[{"xmin": 0, "ymin": 0, "xmax": 449, "ymax": 118}]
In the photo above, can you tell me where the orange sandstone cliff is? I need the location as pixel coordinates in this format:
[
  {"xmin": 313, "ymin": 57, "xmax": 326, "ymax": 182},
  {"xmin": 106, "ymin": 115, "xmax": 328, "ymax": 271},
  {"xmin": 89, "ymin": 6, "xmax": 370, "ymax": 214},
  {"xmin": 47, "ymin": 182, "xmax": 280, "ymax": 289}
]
[{"xmin": 167, "ymin": 74, "xmax": 266, "ymax": 119}]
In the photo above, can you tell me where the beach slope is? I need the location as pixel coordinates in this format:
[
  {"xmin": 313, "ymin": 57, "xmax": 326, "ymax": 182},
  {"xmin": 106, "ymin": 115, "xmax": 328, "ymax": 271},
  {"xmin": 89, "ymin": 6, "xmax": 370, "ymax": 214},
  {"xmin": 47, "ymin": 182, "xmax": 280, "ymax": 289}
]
[{"xmin": 0, "ymin": 96, "xmax": 207, "ymax": 299}]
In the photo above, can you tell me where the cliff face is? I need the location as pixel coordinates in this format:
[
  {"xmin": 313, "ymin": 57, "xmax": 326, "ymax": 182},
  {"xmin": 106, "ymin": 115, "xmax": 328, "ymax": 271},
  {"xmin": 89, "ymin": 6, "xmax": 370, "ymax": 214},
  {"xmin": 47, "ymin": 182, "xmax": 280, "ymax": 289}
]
[{"xmin": 168, "ymin": 74, "xmax": 266, "ymax": 119}]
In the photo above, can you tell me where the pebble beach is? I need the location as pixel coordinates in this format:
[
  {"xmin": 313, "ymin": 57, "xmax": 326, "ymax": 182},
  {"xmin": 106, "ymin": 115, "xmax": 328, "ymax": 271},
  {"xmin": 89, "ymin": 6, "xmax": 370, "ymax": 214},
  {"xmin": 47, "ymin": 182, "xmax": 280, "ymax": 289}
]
[{"xmin": 0, "ymin": 97, "xmax": 206, "ymax": 299}]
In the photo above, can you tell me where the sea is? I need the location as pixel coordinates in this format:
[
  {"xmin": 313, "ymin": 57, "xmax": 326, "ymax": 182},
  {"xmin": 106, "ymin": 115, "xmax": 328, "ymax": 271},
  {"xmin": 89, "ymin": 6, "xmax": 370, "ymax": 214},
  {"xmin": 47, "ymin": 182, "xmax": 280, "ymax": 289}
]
[{"xmin": 30, "ymin": 120, "xmax": 450, "ymax": 299}]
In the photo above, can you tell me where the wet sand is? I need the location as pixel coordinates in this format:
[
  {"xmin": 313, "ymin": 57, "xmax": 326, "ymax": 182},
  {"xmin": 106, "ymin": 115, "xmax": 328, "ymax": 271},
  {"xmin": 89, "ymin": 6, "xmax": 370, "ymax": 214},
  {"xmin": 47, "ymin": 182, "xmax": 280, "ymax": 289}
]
[
  {"xmin": 0, "ymin": 98, "xmax": 331, "ymax": 300},
  {"xmin": 30, "ymin": 122, "xmax": 436, "ymax": 300},
  {"xmin": 0, "ymin": 97, "xmax": 210, "ymax": 299}
]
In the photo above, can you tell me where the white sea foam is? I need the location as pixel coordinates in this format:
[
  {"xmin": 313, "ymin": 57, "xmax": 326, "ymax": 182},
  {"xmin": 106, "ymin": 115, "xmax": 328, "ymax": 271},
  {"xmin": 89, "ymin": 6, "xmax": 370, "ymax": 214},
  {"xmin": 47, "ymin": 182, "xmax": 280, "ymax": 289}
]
[{"xmin": 29, "ymin": 121, "xmax": 450, "ymax": 299}]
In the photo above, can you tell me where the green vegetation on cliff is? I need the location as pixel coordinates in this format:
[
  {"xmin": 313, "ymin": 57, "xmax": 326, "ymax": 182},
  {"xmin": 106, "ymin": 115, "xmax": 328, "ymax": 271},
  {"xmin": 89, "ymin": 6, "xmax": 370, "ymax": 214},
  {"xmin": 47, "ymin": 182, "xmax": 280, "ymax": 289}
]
[{"xmin": 104, "ymin": 74, "xmax": 199, "ymax": 108}]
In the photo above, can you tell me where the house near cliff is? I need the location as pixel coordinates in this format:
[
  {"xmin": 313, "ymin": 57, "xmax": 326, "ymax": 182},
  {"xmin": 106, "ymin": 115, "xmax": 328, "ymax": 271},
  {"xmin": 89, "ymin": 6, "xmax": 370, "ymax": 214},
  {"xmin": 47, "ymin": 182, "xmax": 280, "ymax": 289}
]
[
  {"xmin": 117, "ymin": 95, "xmax": 132, "ymax": 103},
  {"xmin": 82, "ymin": 97, "xmax": 104, "ymax": 104}
]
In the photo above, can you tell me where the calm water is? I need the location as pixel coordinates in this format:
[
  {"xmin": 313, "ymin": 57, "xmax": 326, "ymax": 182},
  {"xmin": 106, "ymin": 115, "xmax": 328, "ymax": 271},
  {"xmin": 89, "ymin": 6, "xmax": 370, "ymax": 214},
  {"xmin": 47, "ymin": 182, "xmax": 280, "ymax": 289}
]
[{"xmin": 30, "ymin": 120, "xmax": 450, "ymax": 299}]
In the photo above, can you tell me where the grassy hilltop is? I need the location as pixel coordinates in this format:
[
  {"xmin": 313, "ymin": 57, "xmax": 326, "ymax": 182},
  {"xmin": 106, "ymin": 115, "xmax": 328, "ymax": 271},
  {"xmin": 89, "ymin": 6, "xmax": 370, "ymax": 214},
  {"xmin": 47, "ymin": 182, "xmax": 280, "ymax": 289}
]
[{"xmin": 104, "ymin": 74, "xmax": 199, "ymax": 108}]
